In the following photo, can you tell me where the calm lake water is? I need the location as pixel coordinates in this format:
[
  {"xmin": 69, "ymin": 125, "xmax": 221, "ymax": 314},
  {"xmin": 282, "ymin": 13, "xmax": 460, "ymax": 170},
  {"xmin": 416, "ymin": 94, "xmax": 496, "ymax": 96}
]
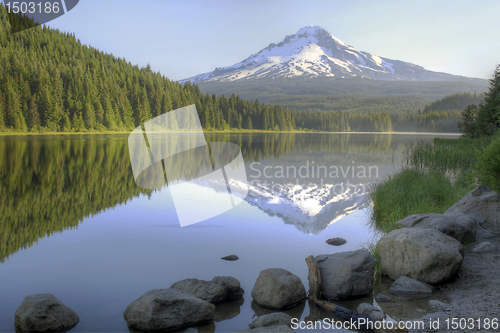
[{"xmin": 0, "ymin": 133, "xmax": 459, "ymax": 333}]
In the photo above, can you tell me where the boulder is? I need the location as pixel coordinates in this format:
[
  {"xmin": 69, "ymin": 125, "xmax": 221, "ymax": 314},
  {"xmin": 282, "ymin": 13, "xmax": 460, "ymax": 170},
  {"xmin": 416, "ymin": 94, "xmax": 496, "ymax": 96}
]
[
  {"xmin": 222, "ymin": 255, "xmax": 239, "ymax": 261},
  {"xmin": 357, "ymin": 303, "xmax": 385, "ymax": 321},
  {"xmin": 233, "ymin": 325, "xmax": 294, "ymax": 333},
  {"xmin": 123, "ymin": 288, "xmax": 215, "ymax": 332},
  {"xmin": 325, "ymin": 237, "xmax": 347, "ymax": 246},
  {"xmin": 472, "ymin": 241, "xmax": 496, "ymax": 253},
  {"xmin": 396, "ymin": 213, "xmax": 476, "ymax": 244},
  {"xmin": 377, "ymin": 228, "xmax": 464, "ymax": 284},
  {"xmin": 15, "ymin": 294, "xmax": 79, "ymax": 333},
  {"xmin": 211, "ymin": 276, "xmax": 245, "ymax": 300},
  {"xmin": 445, "ymin": 185, "xmax": 500, "ymax": 234},
  {"xmin": 315, "ymin": 249, "xmax": 377, "ymax": 300},
  {"xmin": 249, "ymin": 312, "xmax": 293, "ymax": 328},
  {"xmin": 389, "ymin": 276, "xmax": 433, "ymax": 295},
  {"xmin": 171, "ymin": 276, "xmax": 244, "ymax": 303},
  {"xmin": 251, "ymin": 268, "xmax": 306, "ymax": 309}
]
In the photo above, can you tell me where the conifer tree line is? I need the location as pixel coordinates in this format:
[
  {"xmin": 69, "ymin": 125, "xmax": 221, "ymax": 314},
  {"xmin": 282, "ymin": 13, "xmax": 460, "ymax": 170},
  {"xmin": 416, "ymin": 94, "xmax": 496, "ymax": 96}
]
[
  {"xmin": 422, "ymin": 92, "xmax": 484, "ymax": 114},
  {"xmin": 0, "ymin": 8, "xmax": 298, "ymax": 132},
  {"xmin": 0, "ymin": 7, "xmax": 481, "ymax": 134}
]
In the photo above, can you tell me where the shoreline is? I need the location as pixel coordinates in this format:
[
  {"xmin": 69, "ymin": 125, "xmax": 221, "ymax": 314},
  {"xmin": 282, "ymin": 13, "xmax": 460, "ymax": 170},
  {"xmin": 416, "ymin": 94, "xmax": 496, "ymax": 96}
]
[
  {"xmin": 0, "ymin": 130, "xmax": 463, "ymax": 136},
  {"xmin": 409, "ymin": 232, "xmax": 500, "ymax": 333}
]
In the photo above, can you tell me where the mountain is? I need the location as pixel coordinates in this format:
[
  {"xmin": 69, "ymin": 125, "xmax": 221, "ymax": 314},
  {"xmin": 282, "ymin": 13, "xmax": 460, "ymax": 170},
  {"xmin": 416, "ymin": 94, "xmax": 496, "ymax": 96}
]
[{"xmin": 182, "ymin": 25, "xmax": 482, "ymax": 83}]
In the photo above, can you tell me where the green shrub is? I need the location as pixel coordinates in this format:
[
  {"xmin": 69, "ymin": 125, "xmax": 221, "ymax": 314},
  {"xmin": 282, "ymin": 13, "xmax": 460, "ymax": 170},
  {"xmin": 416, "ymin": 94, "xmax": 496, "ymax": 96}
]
[{"xmin": 476, "ymin": 135, "xmax": 500, "ymax": 192}]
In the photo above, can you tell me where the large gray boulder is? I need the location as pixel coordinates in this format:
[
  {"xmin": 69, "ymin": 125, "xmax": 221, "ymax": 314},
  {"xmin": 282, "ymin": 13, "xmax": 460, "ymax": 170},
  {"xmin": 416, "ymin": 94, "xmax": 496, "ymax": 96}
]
[
  {"xmin": 396, "ymin": 213, "xmax": 476, "ymax": 244},
  {"xmin": 249, "ymin": 312, "xmax": 293, "ymax": 328},
  {"xmin": 15, "ymin": 294, "xmax": 79, "ymax": 333},
  {"xmin": 377, "ymin": 228, "xmax": 464, "ymax": 284},
  {"xmin": 123, "ymin": 288, "xmax": 215, "ymax": 332},
  {"xmin": 389, "ymin": 276, "xmax": 433, "ymax": 295},
  {"xmin": 445, "ymin": 185, "xmax": 500, "ymax": 234},
  {"xmin": 251, "ymin": 268, "xmax": 306, "ymax": 309},
  {"xmin": 171, "ymin": 276, "xmax": 243, "ymax": 304},
  {"xmin": 315, "ymin": 249, "xmax": 377, "ymax": 300}
]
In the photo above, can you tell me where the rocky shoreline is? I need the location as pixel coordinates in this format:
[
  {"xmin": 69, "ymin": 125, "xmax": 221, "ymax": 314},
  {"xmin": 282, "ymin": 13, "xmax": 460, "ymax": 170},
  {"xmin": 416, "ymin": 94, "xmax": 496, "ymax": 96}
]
[{"xmin": 12, "ymin": 185, "xmax": 499, "ymax": 333}]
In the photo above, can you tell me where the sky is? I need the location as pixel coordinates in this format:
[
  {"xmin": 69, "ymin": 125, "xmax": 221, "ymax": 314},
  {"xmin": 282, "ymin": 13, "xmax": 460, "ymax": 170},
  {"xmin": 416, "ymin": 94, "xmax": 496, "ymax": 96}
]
[{"xmin": 8, "ymin": 0, "xmax": 500, "ymax": 81}]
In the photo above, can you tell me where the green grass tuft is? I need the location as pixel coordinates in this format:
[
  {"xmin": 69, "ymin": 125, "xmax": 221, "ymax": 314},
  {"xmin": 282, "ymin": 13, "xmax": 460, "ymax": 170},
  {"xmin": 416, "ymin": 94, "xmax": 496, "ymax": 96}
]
[{"xmin": 371, "ymin": 136, "xmax": 487, "ymax": 232}]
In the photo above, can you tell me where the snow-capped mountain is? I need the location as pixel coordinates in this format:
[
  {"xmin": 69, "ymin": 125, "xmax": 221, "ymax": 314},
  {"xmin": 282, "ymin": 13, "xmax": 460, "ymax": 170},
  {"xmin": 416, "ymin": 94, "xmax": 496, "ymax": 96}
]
[{"xmin": 182, "ymin": 25, "xmax": 469, "ymax": 82}]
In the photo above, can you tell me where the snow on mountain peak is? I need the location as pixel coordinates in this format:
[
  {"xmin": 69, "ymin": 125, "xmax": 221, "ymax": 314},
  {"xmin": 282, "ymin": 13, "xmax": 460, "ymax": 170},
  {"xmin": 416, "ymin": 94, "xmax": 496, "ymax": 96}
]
[{"xmin": 181, "ymin": 26, "xmax": 449, "ymax": 83}]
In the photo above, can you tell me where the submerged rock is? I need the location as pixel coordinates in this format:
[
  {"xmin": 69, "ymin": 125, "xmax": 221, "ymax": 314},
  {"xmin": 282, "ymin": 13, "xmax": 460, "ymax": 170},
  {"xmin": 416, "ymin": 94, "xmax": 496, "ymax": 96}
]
[
  {"xmin": 249, "ymin": 312, "xmax": 293, "ymax": 328},
  {"xmin": 325, "ymin": 237, "xmax": 347, "ymax": 246},
  {"xmin": 15, "ymin": 294, "xmax": 79, "ymax": 333},
  {"xmin": 396, "ymin": 212, "xmax": 476, "ymax": 244},
  {"xmin": 375, "ymin": 293, "xmax": 393, "ymax": 303},
  {"xmin": 233, "ymin": 325, "xmax": 294, "ymax": 332},
  {"xmin": 171, "ymin": 276, "xmax": 244, "ymax": 303},
  {"xmin": 315, "ymin": 249, "xmax": 377, "ymax": 300},
  {"xmin": 390, "ymin": 276, "xmax": 433, "ymax": 295},
  {"xmin": 222, "ymin": 255, "xmax": 239, "ymax": 261},
  {"xmin": 377, "ymin": 228, "xmax": 463, "ymax": 284},
  {"xmin": 123, "ymin": 288, "xmax": 214, "ymax": 332},
  {"xmin": 251, "ymin": 268, "xmax": 306, "ymax": 309},
  {"xmin": 357, "ymin": 303, "xmax": 385, "ymax": 320}
]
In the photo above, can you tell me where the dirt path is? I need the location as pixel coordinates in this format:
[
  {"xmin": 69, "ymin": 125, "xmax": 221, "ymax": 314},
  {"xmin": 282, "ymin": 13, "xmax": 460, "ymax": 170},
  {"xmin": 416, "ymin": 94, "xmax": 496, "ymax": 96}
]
[{"xmin": 409, "ymin": 232, "xmax": 500, "ymax": 333}]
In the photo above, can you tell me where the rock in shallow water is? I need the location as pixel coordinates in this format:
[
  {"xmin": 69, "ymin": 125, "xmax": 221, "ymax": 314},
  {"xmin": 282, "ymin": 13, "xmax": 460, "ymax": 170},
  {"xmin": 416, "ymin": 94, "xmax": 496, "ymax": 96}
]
[
  {"xmin": 375, "ymin": 293, "xmax": 393, "ymax": 302},
  {"xmin": 249, "ymin": 312, "xmax": 293, "ymax": 328},
  {"xmin": 171, "ymin": 276, "xmax": 244, "ymax": 303},
  {"xmin": 251, "ymin": 268, "xmax": 306, "ymax": 309},
  {"xmin": 390, "ymin": 276, "xmax": 433, "ymax": 295},
  {"xmin": 315, "ymin": 249, "xmax": 377, "ymax": 300},
  {"xmin": 325, "ymin": 237, "xmax": 347, "ymax": 246},
  {"xmin": 15, "ymin": 294, "xmax": 79, "ymax": 333},
  {"xmin": 222, "ymin": 255, "xmax": 239, "ymax": 261},
  {"xmin": 233, "ymin": 324, "xmax": 295, "ymax": 332},
  {"xmin": 357, "ymin": 303, "xmax": 385, "ymax": 320},
  {"xmin": 123, "ymin": 288, "xmax": 215, "ymax": 332}
]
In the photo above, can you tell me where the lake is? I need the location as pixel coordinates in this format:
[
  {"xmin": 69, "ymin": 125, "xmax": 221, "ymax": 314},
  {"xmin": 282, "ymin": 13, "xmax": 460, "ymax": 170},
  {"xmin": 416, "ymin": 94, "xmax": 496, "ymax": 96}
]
[{"xmin": 0, "ymin": 133, "xmax": 459, "ymax": 332}]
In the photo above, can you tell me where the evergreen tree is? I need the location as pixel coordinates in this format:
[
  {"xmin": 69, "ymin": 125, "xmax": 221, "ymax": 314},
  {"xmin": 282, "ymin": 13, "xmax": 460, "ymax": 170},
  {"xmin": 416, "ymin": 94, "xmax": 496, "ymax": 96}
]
[
  {"xmin": 83, "ymin": 100, "xmax": 96, "ymax": 129},
  {"xmin": 27, "ymin": 95, "xmax": 40, "ymax": 130},
  {"xmin": 477, "ymin": 64, "xmax": 500, "ymax": 135}
]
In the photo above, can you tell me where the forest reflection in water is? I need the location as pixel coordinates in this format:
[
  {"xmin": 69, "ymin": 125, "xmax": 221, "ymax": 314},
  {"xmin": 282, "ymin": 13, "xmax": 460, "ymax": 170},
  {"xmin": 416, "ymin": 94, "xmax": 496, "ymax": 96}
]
[{"xmin": 0, "ymin": 132, "xmax": 450, "ymax": 262}]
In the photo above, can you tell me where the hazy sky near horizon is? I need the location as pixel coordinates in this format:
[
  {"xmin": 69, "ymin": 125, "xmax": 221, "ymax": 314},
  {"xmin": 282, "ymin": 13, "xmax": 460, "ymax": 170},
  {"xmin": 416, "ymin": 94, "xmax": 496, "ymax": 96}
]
[{"xmin": 16, "ymin": 0, "xmax": 500, "ymax": 81}]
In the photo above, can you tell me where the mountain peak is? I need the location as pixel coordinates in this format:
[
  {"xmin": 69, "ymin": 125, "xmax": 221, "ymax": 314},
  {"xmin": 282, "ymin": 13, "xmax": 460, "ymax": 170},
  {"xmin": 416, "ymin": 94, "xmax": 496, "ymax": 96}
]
[
  {"xmin": 181, "ymin": 26, "xmax": 465, "ymax": 83},
  {"xmin": 296, "ymin": 25, "xmax": 327, "ymax": 35}
]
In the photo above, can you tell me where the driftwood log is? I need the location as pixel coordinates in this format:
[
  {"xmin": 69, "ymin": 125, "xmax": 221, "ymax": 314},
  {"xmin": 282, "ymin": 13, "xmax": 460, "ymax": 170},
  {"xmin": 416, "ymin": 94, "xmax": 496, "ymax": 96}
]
[{"xmin": 305, "ymin": 255, "xmax": 408, "ymax": 333}]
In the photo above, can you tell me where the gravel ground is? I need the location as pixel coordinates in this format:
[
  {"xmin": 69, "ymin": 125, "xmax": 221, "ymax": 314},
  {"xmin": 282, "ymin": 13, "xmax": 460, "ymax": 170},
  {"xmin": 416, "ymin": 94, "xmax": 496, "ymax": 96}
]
[{"xmin": 408, "ymin": 232, "xmax": 500, "ymax": 333}]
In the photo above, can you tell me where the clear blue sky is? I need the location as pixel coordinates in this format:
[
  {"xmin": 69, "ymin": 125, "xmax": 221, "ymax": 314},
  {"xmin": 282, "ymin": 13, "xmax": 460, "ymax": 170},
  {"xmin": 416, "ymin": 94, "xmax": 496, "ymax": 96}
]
[{"xmin": 14, "ymin": 0, "xmax": 500, "ymax": 81}]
